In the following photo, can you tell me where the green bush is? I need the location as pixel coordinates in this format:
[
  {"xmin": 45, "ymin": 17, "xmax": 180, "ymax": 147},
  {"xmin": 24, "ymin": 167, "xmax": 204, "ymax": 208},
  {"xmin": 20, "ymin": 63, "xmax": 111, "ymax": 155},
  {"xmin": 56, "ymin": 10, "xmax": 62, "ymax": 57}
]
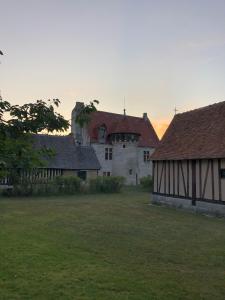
[
  {"xmin": 53, "ymin": 176, "xmax": 82, "ymax": 194},
  {"xmin": 2, "ymin": 175, "xmax": 82, "ymax": 197},
  {"xmin": 89, "ymin": 176, "xmax": 125, "ymax": 193},
  {"xmin": 140, "ymin": 175, "xmax": 153, "ymax": 192}
]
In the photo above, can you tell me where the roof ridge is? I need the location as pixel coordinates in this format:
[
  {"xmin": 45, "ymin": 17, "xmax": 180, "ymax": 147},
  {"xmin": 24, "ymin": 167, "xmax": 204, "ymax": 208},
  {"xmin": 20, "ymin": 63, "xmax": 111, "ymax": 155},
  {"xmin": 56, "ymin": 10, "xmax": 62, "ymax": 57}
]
[
  {"xmin": 34, "ymin": 133, "xmax": 70, "ymax": 138},
  {"xmin": 176, "ymin": 100, "xmax": 225, "ymax": 117},
  {"xmin": 96, "ymin": 110, "xmax": 146, "ymax": 120}
]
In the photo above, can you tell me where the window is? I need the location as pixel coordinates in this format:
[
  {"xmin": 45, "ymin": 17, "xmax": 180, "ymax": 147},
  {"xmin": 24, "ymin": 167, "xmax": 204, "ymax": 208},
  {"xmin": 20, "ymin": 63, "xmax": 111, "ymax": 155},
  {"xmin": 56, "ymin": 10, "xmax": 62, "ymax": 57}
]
[
  {"xmin": 221, "ymin": 169, "xmax": 225, "ymax": 178},
  {"xmin": 77, "ymin": 171, "xmax": 87, "ymax": 181},
  {"xmin": 103, "ymin": 172, "xmax": 111, "ymax": 176},
  {"xmin": 129, "ymin": 169, "xmax": 132, "ymax": 175},
  {"xmin": 144, "ymin": 151, "xmax": 150, "ymax": 162},
  {"xmin": 123, "ymin": 144, "xmax": 126, "ymax": 148},
  {"xmin": 105, "ymin": 148, "xmax": 112, "ymax": 160}
]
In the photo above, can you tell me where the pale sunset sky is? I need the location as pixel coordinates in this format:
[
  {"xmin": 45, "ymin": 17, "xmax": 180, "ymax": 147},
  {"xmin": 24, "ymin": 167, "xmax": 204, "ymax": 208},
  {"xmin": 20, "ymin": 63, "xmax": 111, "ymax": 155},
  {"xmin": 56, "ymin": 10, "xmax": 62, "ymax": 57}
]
[{"xmin": 1, "ymin": 0, "xmax": 225, "ymax": 138}]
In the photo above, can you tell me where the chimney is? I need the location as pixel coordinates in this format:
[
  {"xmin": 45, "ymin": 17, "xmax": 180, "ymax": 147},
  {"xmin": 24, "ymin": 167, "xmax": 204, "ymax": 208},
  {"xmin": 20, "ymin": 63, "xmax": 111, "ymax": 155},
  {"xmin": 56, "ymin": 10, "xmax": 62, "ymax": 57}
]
[
  {"xmin": 143, "ymin": 112, "xmax": 148, "ymax": 121},
  {"xmin": 71, "ymin": 101, "xmax": 85, "ymax": 144},
  {"xmin": 74, "ymin": 101, "xmax": 84, "ymax": 113}
]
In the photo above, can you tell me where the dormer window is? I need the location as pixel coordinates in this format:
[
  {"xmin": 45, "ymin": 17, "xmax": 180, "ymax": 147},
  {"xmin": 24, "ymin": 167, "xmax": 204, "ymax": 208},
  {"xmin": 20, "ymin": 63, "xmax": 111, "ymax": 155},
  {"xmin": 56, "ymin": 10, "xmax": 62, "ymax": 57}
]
[{"xmin": 98, "ymin": 125, "xmax": 107, "ymax": 143}]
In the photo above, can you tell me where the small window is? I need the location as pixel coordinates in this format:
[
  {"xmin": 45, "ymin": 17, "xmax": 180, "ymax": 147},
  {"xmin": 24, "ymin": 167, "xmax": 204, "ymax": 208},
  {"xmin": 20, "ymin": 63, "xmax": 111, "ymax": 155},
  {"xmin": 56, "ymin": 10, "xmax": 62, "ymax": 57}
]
[
  {"xmin": 123, "ymin": 144, "xmax": 126, "ymax": 148},
  {"xmin": 144, "ymin": 150, "xmax": 150, "ymax": 162},
  {"xmin": 103, "ymin": 172, "xmax": 110, "ymax": 177},
  {"xmin": 221, "ymin": 169, "xmax": 225, "ymax": 178},
  {"xmin": 129, "ymin": 169, "xmax": 132, "ymax": 175},
  {"xmin": 105, "ymin": 148, "xmax": 113, "ymax": 160},
  {"xmin": 77, "ymin": 171, "xmax": 87, "ymax": 181},
  {"xmin": 109, "ymin": 148, "xmax": 112, "ymax": 160}
]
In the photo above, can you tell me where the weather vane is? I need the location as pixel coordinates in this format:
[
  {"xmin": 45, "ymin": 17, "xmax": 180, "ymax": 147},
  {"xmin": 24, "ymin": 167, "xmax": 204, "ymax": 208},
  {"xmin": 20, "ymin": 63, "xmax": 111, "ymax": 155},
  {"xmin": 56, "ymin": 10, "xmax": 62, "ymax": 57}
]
[{"xmin": 0, "ymin": 50, "xmax": 3, "ymax": 63}]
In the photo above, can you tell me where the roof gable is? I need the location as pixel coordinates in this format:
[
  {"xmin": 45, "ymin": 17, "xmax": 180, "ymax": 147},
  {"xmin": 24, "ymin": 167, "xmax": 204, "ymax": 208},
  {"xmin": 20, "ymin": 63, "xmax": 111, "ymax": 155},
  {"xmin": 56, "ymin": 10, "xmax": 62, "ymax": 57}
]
[{"xmin": 152, "ymin": 101, "xmax": 225, "ymax": 160}]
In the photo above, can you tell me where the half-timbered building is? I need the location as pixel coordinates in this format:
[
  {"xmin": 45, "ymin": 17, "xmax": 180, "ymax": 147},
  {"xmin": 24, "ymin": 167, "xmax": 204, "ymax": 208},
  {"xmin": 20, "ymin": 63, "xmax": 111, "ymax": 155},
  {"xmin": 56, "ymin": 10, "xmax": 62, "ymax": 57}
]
[{"xmin": 151, "ymin": 101, "xmax": 225, "ymax": 215}]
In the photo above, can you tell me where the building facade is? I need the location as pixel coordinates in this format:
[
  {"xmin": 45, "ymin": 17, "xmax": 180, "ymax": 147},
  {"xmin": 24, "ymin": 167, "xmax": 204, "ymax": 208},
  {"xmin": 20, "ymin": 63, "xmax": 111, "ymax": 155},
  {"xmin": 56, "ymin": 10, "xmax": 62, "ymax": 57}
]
[
  {"xmin": 71, "ymin": 102, "xmax": 159, "ymax": 184},
  {"xmin": 151, "ymin": 101, "xmax": 225, "ymax": 216}
]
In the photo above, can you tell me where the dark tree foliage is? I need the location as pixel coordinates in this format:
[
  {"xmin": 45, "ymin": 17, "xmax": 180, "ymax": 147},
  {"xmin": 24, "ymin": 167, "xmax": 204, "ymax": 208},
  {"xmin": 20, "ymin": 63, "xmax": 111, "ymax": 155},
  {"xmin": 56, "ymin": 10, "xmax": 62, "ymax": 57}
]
[
  {"xmin": 0, "ymin": 98, "xmax": 69, "ymax": 182},
  {"xmin": 75, "ymin": 100, "xmax": 99, "ymax": 127}
]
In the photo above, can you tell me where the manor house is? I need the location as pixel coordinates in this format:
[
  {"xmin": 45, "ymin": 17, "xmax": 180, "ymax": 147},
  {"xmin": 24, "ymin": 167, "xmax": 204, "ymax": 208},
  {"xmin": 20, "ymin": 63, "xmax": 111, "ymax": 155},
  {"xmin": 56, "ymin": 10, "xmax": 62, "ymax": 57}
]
[{"xmin": 71, "ymin": 102, "xmax": 159, "ymax": 184}]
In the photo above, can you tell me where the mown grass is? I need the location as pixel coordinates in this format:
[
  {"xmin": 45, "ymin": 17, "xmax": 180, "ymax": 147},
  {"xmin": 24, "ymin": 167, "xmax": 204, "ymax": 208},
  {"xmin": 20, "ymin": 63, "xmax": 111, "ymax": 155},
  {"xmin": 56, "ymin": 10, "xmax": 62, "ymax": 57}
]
[{"xmin": 0, "ymin": 189, "xmax": 225, "ymax": 299}]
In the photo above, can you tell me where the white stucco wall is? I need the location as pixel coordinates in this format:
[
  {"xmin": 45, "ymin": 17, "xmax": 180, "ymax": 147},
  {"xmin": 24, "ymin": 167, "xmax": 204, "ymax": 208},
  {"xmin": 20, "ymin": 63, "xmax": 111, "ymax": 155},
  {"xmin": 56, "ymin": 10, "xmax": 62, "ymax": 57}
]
[
  {"xmin": 137, "ymin": 147, "xmax": 154, "ymax": 179},
  {"xmin": 92, "ymin": 142, "xmax": 154, "ymax": 185},
  {"xmin": 92, "ymin": 143, "xmax": 112, "ymax": 175}
]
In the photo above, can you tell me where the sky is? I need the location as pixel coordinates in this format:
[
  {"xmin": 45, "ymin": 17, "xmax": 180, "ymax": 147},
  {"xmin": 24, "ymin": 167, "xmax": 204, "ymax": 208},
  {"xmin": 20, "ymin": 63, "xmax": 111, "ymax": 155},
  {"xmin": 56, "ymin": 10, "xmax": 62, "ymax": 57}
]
[{"xmin": 1, "ymin": 0, "xmax": 225, "ymax": 138}]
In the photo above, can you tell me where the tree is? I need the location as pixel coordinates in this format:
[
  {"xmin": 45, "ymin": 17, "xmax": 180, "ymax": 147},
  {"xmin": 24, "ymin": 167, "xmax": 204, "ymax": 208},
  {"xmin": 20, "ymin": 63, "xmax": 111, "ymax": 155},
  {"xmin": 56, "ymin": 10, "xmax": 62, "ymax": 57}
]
[
  {"xmin": 75, "ymin": 100, "xmax": 99, "ymax": 127},
  {"xmin": 0, "ymin": 98, "xmax": 69, "ymax": 183}
]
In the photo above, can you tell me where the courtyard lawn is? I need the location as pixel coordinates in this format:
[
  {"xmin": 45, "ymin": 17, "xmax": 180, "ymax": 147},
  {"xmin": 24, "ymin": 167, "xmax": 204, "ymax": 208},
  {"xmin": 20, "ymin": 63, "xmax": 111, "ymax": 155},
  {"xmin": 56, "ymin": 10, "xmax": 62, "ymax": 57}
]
[{"xmin": 0, "ymin": 190, "xmax": 225, "ymax": 300}]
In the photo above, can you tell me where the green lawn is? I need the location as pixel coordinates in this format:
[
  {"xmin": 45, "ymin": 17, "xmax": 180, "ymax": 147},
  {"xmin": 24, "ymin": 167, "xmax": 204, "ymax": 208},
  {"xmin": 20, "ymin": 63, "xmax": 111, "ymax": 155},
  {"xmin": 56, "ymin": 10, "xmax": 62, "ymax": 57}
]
[{"xmin": 0, "ymin": 189, "xmax": 225, "ymax": 300}]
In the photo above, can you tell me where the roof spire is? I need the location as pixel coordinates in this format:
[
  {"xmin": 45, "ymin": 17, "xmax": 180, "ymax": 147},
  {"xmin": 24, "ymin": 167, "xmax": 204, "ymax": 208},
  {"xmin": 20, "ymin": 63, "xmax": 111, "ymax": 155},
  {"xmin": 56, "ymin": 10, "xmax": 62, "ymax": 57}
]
[
  {"xmin": 174, "ymin": 107, "xmax": 178, "ymax": 115},
  {"xmin": 123, "ymin": 96, "xmax": 126, "ymax": 116}
]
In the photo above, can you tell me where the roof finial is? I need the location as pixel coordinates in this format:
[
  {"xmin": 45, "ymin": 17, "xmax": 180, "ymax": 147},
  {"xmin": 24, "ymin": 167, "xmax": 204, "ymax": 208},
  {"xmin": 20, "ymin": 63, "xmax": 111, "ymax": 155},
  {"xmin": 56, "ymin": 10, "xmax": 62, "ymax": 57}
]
[
  {"xmin": 174, "ymin": 107, "xmax": 178, "ymax": 115},
  {"xmin": 123, "ymin": 96, "xmax": 126, "ymax": 116}
]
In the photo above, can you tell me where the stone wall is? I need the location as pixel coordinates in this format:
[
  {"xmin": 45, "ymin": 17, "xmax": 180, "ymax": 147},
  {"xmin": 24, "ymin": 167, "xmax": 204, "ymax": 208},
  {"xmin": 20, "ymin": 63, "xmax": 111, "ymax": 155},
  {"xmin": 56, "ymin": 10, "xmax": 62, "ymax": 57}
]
[
  {"xmin": 137, "ymin": 147, "xmax": 154, "ymax": 179},
  {"xmin": 92, "ymin": 142, "xmax": 153, "ymax": 185},
  {"xmin": 112, "ymin": 141, "xmax": 138, "ymax": 185},
  {"xmin": 152, "ymin": 193, "xmax": 225, "ymax": 217},
  {"xmin": 92, "ymin": 143, "xmax": 112, "ymax": 175}
]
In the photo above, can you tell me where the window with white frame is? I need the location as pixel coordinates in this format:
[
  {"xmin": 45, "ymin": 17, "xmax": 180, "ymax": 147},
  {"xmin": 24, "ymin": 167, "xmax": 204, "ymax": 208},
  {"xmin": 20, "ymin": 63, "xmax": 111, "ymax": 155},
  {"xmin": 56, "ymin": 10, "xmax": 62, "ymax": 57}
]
[
  {"xmin": 103, "ymin": 171, "xmax": 111, "ymax": 176},
  {"xmin": 105, "ymin": 148, "xmax": 112, "ymax": 160},
  {"xmin": 143, "ymin": 150, "xmax": 150, "ymax": 162}
]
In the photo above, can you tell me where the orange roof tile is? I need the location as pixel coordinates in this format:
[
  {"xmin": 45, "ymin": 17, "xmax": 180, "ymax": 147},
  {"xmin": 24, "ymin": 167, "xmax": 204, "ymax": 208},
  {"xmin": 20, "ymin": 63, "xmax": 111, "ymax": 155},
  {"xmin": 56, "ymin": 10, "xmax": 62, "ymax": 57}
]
[
  {"xmin": 88, "ymin": 111, "xmax": 159, "ymax": 148},
  {"xmin": 152, "ymin": 101, "xmax": 225, "ymax": 160}
]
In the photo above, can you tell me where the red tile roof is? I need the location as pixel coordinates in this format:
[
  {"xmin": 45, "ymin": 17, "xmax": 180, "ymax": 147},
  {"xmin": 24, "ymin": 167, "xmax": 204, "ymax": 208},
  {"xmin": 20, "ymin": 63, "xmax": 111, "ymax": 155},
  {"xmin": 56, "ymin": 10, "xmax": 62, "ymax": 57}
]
[
  {"xmin": 88, "ymin": 111, "xmax": 159, "ymax": 148},
  {"xmin": 151, "ymin": 101, "xmax": 225, "ymax": 160}
]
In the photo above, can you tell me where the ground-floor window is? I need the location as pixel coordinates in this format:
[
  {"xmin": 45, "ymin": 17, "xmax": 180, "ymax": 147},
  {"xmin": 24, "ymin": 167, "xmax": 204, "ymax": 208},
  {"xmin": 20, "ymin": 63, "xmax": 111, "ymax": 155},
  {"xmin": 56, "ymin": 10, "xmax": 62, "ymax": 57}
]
[
  {"xmin": 103, "ymin": 171, "xmax": 111, "ymax": 176},
  {"xmin": 77, "ymin": 170, "xmax": 87, "ymax": 181}
]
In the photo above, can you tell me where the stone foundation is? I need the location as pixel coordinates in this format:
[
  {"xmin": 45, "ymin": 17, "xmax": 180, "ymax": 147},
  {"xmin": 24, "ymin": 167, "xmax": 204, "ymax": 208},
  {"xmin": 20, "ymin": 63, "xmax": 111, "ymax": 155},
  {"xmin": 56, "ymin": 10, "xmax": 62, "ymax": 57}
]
[{"xmin": 152, "ymin": 194, "xmax": 225, "ymax": 217}]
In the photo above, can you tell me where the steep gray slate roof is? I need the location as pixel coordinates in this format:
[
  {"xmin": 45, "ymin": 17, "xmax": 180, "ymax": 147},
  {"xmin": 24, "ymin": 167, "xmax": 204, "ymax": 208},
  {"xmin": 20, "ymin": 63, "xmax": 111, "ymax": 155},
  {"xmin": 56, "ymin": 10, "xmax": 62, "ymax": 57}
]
[{"xmin": 33, "ymin": 134, "xmax": 101, "ymax": 170}]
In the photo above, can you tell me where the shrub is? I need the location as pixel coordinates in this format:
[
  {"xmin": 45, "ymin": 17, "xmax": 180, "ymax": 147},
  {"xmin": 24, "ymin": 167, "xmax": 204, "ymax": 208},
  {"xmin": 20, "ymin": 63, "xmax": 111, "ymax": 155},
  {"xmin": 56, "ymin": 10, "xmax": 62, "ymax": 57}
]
[
  {"xmin": 89, "ymin": 176, "xmax": 125, "ymax": 193},
  {"xmin": 2, "ymin": 175, "xmax": 82, "ymax": 197},
  {"xmin": 52, "ymin": 176, "xmax": 82, "ymax": 194},
  {"xmin": 140, "ymin": 175, "xmax": 153, "ymax": 192}
]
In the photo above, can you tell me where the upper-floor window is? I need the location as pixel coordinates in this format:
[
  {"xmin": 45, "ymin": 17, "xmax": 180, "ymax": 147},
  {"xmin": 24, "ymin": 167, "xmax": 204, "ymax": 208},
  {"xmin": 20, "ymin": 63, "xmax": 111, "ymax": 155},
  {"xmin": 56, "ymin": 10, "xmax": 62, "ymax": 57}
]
[
  {"xmin": 144, "ymin": 150, "xmax": 150, "ymax": 162},
  {"xmin": 98, "ymin": 125, "xmax": 107, "ymax": 143},
  {"xmin": 105, "ymin": 148, "xmax": 113, "ymax": 160}
]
